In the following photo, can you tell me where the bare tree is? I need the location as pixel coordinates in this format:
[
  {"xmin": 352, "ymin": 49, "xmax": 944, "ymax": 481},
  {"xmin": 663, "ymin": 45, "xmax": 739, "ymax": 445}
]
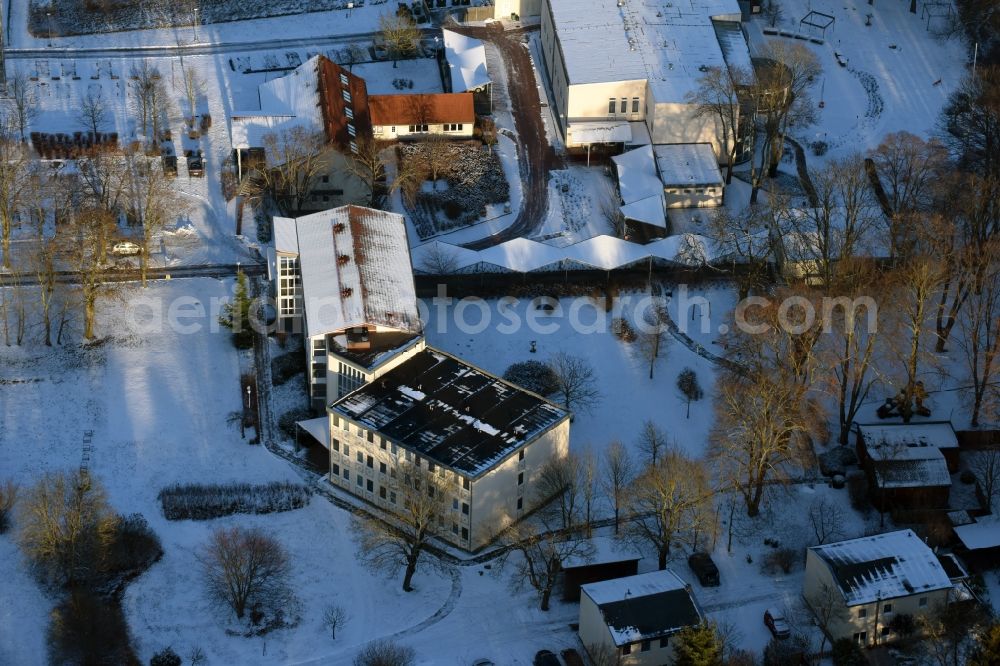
[
  {"xmin": 322, "ymin": 604, "xmax": 349, "ymax": 640},
  {"xmin": 0, "ymin": 479, "xmax": 18, "ymax": 533},
  {"xmin": 17, "ymin": 470, "xmax": 115, "ymax": 588},
  {"xmin": 805, "ymin": 582, "xmax": 850, "ymax": 657},
  {"xmin": 807, "ymin": 497, "xmax": 845, "ymax": 545},
  {"xmin": 6, "ymin": 71, "xmax": 39, "ymax": 142},
  {"xmin": 182, "ymin": 66, "xmax": 203, "ymax": 120},
  {"xmin": 0, "ymin": 122, "xmax": 30, "ymax": 269},
  {"xmin": 418, "ymin": 242, "xmax": 460, "ymax": 274},
  {"xmin": 379, "ymin": 15, "xmax": 421, "ymax": 67},
  {"xmin": 687, "ymin": 65, "xmax": 751, "ymax": 184},
  {"xmin": 352, "ymin": 463, "xmax": 447, "ymax": 592},
  {"xmin": 624, "ymin": 450, "xmax": 714, "ymax": 569},
  {"xmin": 124, "ymin": 151, "xmax": 187, "ymax": 285},
  {"xmin": 423, "ymin": 134, "xmax": 453, "ymax": 189},
  {"xmin": 956, "ymin": 245, "xmax": 1000, "ymax": 427},
  {"xmin": 579, "ymin": 448, "xmax": 599, "ymax": 536},
  {"xmin": 602, "ymin": 441, "xmax": 633, "ymax": 534},
  {"xmin": 535, "ymin": 454, "xmax": 583, "ymax": 530},
  {"xmin": 79, "ymin": 90, "xmax": 109, "ymax": 138},
  {"xmin": 240, "ymin": 127, "xmax": 332, "ymax": 215},
  {"xmin": 969, "ymin": 448, "xmax": 1000, "ymax": 513},
  {"xmin": 199, "ymin": 526, "xmax": 291, "ymax": 620},
  {"xmin": 353, "ymin": 639, "xmax": 416, "ymax": 666},
  {"xmin": 497, "ymin": 518, "xmax": 594, "ymax": 611},
  {"xmin": 65, "ymin": 207, "xmax": 121, "ymax": 339},
  {"xmin": 348, "ymin": 137, "xmax": 390, "ymax": 207},
  {"xmin": 128, "ymin": 61, "xmax": 162, "ymax": 142},
  {"xmin": 939, "ymin": 67, "xmax": 1000, "ymax": 180},
  {"xmin": 598, "ymin": 178, "xmax": 628, "ymax": 238},
  {"xmin": 708, "ymin": 203, "xmax": 777, "ymax": 300},
  {"xmin": 547, "ymin": 351, "xmax": 600, "ymax": 415},
  {"xmin": 637, "ymin": 419, "xmax": 668, "ymax": 465},
  {"xmin": 918, "ymin": 601, "xmax": 990, "ymax": 666},
  {"xmin": 637, "ymin": 300, "xmax": 669, "ymax": 379}
]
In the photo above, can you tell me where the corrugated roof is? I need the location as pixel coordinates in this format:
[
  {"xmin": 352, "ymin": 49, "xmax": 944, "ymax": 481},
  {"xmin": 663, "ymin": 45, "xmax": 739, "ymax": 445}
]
[
  {"xmin": 283, "ymin": 205, "xmax": 421, "ymax": 338},
  {"xmin": 858, "ymin": 422, "xmax": 959, "ymax": 450},
  {"xmin": 331, "ymin": 348, "xmax": 568, "ymax": 477},
  {"xmin": 368, "ymin": 93, "xmax": 475, "ymax": 126},
  {"xmin": 810, "ymin": 529, "xmax": 952, "ymax": 605}
]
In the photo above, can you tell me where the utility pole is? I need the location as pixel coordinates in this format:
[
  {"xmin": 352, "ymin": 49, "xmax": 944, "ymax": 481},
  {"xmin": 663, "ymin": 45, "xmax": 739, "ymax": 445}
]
[{"xmin": 0, "ymin": 1, "xmax": 6, "ymax": 90}]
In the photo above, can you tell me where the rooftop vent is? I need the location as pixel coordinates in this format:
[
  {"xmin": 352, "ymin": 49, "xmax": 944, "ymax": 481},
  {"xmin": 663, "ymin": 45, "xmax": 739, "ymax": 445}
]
[
  {"xmin": 337, "ymin": 254, "xmax": 351, "ymax": 265},
  {"xmin": 334, "ymin": 222, "xmax": 346, "ymax": 233},
  {"xmin": 340, "ymin": 287, "xmax": 353, "ymax": 298}
]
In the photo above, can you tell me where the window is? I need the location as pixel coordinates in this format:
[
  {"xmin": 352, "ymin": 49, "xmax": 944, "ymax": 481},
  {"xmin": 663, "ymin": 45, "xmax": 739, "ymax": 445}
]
[
  {"xmin": 380, "ymin": 438, "xmax": 387, "ymax": 450},
  {"xmin": 881, "ymin": 626, "xmax": 890, "ymax": 636},
  {"xmin": 518, "ymin": 449, "xmax": 525, "ymax": 461},
  {"xmin": 428, "ymin": 463, "xmax": 436, "ymax": 473},
  {"xmin": 622, "ymin": 644, "xmax": 632, "ymax": 656},
  {"xmin": 321, "ymin": 175, "xmax": 329, "ymax": 184},
  {"xmin": 883, "ymin": 603, "xmax": 892, "ymax": 614},
  {"xmin": 348, "ymin": 124, "xmax": 356, "ymax": 137},
  {"xmin": 379, "ymin": 486, "xmax": 387, "ymax": 499},
  {"xmin": 620, "ymin": 97, "xmax": 627, "ymax": 113},
  {"xmin": 857, "ymin": 609, "xmax": 867, "ymax": 619},
  {"xmin": 632, "ymin": 96, "xmax": 640, "ymax": 113},
  {"xmin": 366, "ymin": 479, "xmax": 374, "ymax": 492},
  {"xmin": 608, "ymin": 98, "xmax": 616, "ymax": 114},
  {"xmin": 356, "ymin": 451, "xmax": 363, "ymax": 463},
  {"xmin": 340, "ymin": 73, "xmax": 349, "ymax": 85},
  {"xmin": 462, "ymin": 477, "xmax": 470, "ymax": 490},
  {"xmin": 379, "ymin": 462, "xmax": 387, "ymax": 475},
  {"xmin": 356, "ymin": 475, "xmax": 363, "ymax": 487},
  {"xmin": 332, "ymin": 438, "xmax": 340, "ymax": 452},
  {"xmin": 919, "ymin": 597, "xmax": 927, "ymax": 607},
  {"xmin": 366, "ymin": 455, "xmax": 374, "ymax": 468},
  {"xmin": 389, "ymin": 491, "xmax": 397, "ymax": 504},
  {"xmin": 390, "ymin": 126, "xmax": 396, "ymax": 134},
  {"xmin": 517, "ymin": 472, "xmax": 524, "ymax": 485},
  {"xmin": 366, "ymin": 431, "xmax": 374, "ymax": 443},
  {"xmin": 516, "ymin": 497, "xmax": 523, "ymax": 510},
  {"xmin": 659, "ymin": 637, "xmax": 668, "ymax": 648},
  {"xmin": 343, "ymin": 443, "xmax": 350, "ymax": 456},
  {"xmin": 428, "ymin": 486, "xmax": 435, "ymax": 498},
  {"xmin": 853, "ymin": 632, "xmax": 867, "ymax": 646},
  {"xmin": 461, "ymin": 527, "xmax": 469, "ymax": 540},
  {"xmin": 350, "ymin": 141, "xmax": 358, "ymax": 154},
  {"xmin": 332, "ymin": 463, "xmax": 340, "ymax": 475},
  {"xmin": 640, "ymin": 640, "xmax": 650, "ymax": 652},
  {"xmin": 343, "ymin": 469, "xmax": 350, "ymax": 481},
  {"xmin": 453, "ymin": 498, "xmax": 459, "ymax": 510},
  {"xmin": 452, "ymin": 523, "xmax": 459, "ymax": 534},
  {"xmin": 462, "ymin": 502, "xmax": 469, "ymax": 515},
  {"xmin": 342, "ymin": 89, "xmax": 351, "ymax": 103},
  {"xmin": 332, "ymin": 415, "xmax": 340, "ymax": 428},
  {"xmin": 345, "ymin": 107, "xmax": 354, "ymax": 120}
]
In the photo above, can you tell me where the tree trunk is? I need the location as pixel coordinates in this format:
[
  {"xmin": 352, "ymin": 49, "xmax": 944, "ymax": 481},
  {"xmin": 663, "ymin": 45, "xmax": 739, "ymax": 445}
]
[
  {"xmin": 540, "ymin": 586, "xmax": 552, "ymax": 611},
  {"xmin": 746, "ymin": 481, "xmax": 764, "ymax": 517},
  {"xmin": 84, "ymin": 295, "xmax": 96, "ymax": 340},
  {"xmin": 402, "ymin": 556, "xmax": 417, "ymax": 592},
  {"xmin": 657, "ymin": 547, "xmax": 668, "ymax": 570}
]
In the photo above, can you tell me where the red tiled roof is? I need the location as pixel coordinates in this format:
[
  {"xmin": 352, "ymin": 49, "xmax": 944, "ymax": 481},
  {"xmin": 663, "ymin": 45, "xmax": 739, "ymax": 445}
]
[{"xmin": 368, "ymin": 93, "xmax": 475, "ymax": 126}]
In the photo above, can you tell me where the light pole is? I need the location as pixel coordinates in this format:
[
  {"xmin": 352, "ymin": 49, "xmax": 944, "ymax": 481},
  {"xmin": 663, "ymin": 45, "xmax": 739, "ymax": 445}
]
[
  {"xmin": 192, "ymin": 8, "xmax": 199, "ymax": 43},
  {"xmin": 46, "ymin": 12, "xmax": 53, "ymax": 47}
]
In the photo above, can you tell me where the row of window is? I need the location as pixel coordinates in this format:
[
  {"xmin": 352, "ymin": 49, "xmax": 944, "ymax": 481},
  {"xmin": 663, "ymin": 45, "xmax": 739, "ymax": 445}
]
[
  {"xmin": 856, "ymin": 598, "xmax": 923, "ymax": 620},
  {"xmin": 608, "ymin": 96, "xmax": 640, "ymax": 115},
  {"xmin": 621, "ymin": 636, "xmax": 668, "ymax": 655},
  {"xmin": 665, "ymin": 187, "xmax": 719, "ymax": 196}
]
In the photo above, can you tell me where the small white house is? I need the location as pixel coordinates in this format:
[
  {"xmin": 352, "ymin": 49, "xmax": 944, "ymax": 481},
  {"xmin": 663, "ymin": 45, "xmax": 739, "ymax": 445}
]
[
  {"xmin": 579, "ymin": 570, "xmax": 704, "ymax": 665},
  {"xmin": 369, "ymin": 93, "xmax": 475, "ymax": 139},
  {"xmin": 803, "ymin": 529, "xmax": 956, "ymax": 647},
  {"xmin": 654, "ymin": 143, "xmax": 725, "ymax": 209}
]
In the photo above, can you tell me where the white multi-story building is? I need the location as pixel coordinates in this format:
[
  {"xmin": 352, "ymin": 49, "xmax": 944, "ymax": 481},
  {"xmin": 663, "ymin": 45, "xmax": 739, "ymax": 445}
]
[
  {"xmin": 271, "ymin": 205, "xmax": 423, "ymax": 411},
  {"xmin": 329, "ymin": 348, "xmax": 571, "ymax": 551},
  {"xmin": 539, "ymin": 0, "xmax": 752, "ymax": 160}
]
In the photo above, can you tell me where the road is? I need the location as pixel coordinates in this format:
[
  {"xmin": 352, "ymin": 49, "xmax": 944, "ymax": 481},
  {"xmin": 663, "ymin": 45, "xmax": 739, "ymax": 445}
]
[
  {"xmin": 0, "ymin": 261, "xmax": 266, "ymax": 288},
  {"xmin": 449, "ymin": 24, "xmax": 561, "ymax": 250}
]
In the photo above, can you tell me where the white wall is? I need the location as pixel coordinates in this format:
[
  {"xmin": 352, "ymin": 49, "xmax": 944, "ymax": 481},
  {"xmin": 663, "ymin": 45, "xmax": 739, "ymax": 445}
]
[
  {"xmin": 495, "ymin": 0, "xmax": 542, "ymax": 17},
  {"xmin": 663, "ymin": 186, "xmax": 723, "ymax": 209},
  {"xmin": 372, "ymin": 123, "xmax": 474, "ymax": 139}
]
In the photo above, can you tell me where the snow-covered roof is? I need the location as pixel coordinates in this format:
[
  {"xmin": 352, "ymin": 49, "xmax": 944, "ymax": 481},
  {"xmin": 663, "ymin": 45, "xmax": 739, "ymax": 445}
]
[
  {"xmin": 954, "ymin": 517, "xmax": 1000, "ymax": 551},
  {"xmin": 620, "ymin": 196, "xmax": 667, "ymax": 228},
  {"xmin": 442, "ymin": 29, "xmax": 490, "ymax": 92},
  {"xmin": 612, "ymin": 145, "xmax": 664, "ymax": 205},
  {"xmin": 654, "ymin": 143, "xmax": 724, "ymax": 187},
  {"xmin": 273, "ymin": 216, "xmax": 299, "ymax": 254},
  {"xmin": 581, "ymin": 570, "xmax": 702, "ymax": 646},
  {"xmin": 478, "ymin": 238, "xmax": 565, "ymax": 272},
  {"xmin": 567, "ymin": 121, "xmax": 633, "ymax": 145},
  {"xmin": 277, "ymin": 206, "xmax": 421, "ymax": 338},
  {"xmin": 410, "ymin": 240, "xmax": 482, "ymax": 274},
  {"xmin": 296, "ymin": 416, "xmax": 331, "ymax": 448},
  {"xmin": 810, "ymin": 529, "xmax": 953, "ymax": 606},
  {"xmin": 547, "ymin": 0, "xmax": 743, "ymax": 103},
  {"xmin": 231, "ymin": 56, "xmax": 324, "ymax": 149},
  {"xmin": 563, "ymin": 536, "xmax": 641, "ymax": 569},
  {"xmin": 331, "ymin": 348, "xmax": 568, "ymax": 477},
  {"xmin": 857, "ymin": 423, "xmax": 959, "ymax": 450},
  {"xmin": 564, "ymin": 235, "xmax": 651, "ymax": 269},
  {"xmin": 349, "ymin": 58, "xmax": 445, "ymax": 95}
]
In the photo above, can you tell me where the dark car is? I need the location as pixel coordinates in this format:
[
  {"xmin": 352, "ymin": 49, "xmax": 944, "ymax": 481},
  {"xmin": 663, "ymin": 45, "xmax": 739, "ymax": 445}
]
[
  {"xmin": 533, "ymin": 650, "xmax": 560, "ymax": 666},
  {"xmin": 561, "ymin": 648, "xmax": 584, "ymax": 666},
  {"xmin": 687, "ymin": 552, "xmax": 720, "ymax": 586},
  {"xmin": 764, "ymin": 607, "xmax": 791, "ymax": 639}
]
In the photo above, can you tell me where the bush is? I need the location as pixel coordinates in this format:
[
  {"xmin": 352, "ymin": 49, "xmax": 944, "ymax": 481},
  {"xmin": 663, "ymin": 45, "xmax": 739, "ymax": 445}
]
[
  {"xmin": 354, "ymin": 640, "xmax": 416, "ymax": 666},
  {"xmin": 158, "ymin": 482, "xmax": 310, "ymax": 521},
  {"xmin": 279, "ymin": 408, "xmax": 314, "ymax": 440},
  {"xmin": 960, "ymin": 469, "xmax": 976, "ymax": 484},
  {"xmin": 104, "ymin": 513, "xmax": 163, "ymax": 584},
  {"xmin": 762, "ymin": 547, "xmax": 798, "ymax": 574},
  {"xmin": 502, "ymin": 360, "xmax": 559, "ymax": 396},
  {"xmin": 0, "ymin": 480, "xmax": 17, "ymax": 533},
  {"xmin": 831, "ymin": 637, "xmax": 867, "ymax": 665},
  {"xmin": 812, "ymin": 140, "xmax": 829, "ymax": 156},
  {"xmin": 763, "ymin": 634, "xmax": 808, "ymax": 666},
  {"xmin": 847, "ymin": 472, "xmax": 870, "ymax": 513},
  {"xmin": 888, "ymin": 612, "xmax": 916, "ymax": 637},
  {"xmin": 611, "ymin": 317, "xmax": 637, "ymax": 342},
  {"xmin": 150, "ymin": 646, "xmax": 182, "ymax": 666},
  {"xmin": 271, "ymin": 351, "xmax": 306, "ymax": 386},
  {"xmin": 47, "ymin": 590, "xmax": 137, "ymax": 665}
]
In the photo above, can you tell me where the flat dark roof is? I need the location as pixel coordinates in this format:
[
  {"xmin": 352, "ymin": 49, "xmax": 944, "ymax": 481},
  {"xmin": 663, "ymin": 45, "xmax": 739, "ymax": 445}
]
[{"xmin": 331, "ymin": 348, "xmax": 568, "ymax": 477}]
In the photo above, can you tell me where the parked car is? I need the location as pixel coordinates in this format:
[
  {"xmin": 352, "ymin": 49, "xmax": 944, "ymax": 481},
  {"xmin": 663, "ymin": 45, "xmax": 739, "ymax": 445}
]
[
  {"xmin": 687, "ymin": 552, "xmax": 720, "ymax": 586},
  {"xmin": 561, "ymin": 648, "xmax": 584, "ymax": 666},
  {"xmin": 111, "ymin": 241, "xmax": 142, "ymax": 256},
  {"xmin": 533, "ymin": 650, "xmax": 560, "ymax": 666},
  {"xmin": 471, "ymin": 660, "xmax": 495, "ymax": 666},
  {"xmin": 764, "ymin": 607, "xmax": 791, "ymax": 639}
]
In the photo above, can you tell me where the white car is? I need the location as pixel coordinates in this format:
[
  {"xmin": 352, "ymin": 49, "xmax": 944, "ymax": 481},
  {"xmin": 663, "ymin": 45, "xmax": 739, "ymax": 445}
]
[{"xmin": 111, "ymin": 241, "xmax": 142, "ymax": 256}]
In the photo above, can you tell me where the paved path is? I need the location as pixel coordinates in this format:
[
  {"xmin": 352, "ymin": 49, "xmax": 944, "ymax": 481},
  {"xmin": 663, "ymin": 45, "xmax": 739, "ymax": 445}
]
[{"xmin": 0, "ymin": 261, "xmax": 266, "ymax": 288}]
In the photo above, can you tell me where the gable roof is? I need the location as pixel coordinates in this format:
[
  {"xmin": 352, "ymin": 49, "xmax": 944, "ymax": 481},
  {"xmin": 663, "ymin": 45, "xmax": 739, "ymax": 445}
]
[
  {"xmin": 442, "ymin": 29, "xmax": 490, "ymax": 92},
  {"xmin": 581, "ymin": 570, "xmax": 702, "ymax": 646},
  {"xmin": 368, "ymin": 93, "xmax": 475, "ymax": 126},
  {"xmin": 809, "ymin": 529, "xmax": 952, "ymax": 605},
  {"xmin": 857, "ymin": 422, "xmax": 959, "ymax": 450},
  {"xmin": 278, "ymin": 205, "xmax": 420, "ymax": 338},
  {"xmin": 331, "ymin": 347, "xmax": 568, "ymax": 477},
  {"xmin": 859, "ymin": 423, "xmax": 956, "ymax": 488}
]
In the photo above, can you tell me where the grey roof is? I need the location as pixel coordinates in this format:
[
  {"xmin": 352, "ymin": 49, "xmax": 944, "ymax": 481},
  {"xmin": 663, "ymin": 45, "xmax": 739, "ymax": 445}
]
[
  {"xmin": 810, "ymin": 529, "xmax": 953, "ymax": 605},
  {"xmin": 582, "ymin": 570, "xmax": 702, "ymax": 646},
  {"xmin": 653, "ymin": 143, "xmax": 724, "ymax": 187},
  {"xmin": 331, "ymin": 348, "xmax": 568, "ymax": 477}
]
